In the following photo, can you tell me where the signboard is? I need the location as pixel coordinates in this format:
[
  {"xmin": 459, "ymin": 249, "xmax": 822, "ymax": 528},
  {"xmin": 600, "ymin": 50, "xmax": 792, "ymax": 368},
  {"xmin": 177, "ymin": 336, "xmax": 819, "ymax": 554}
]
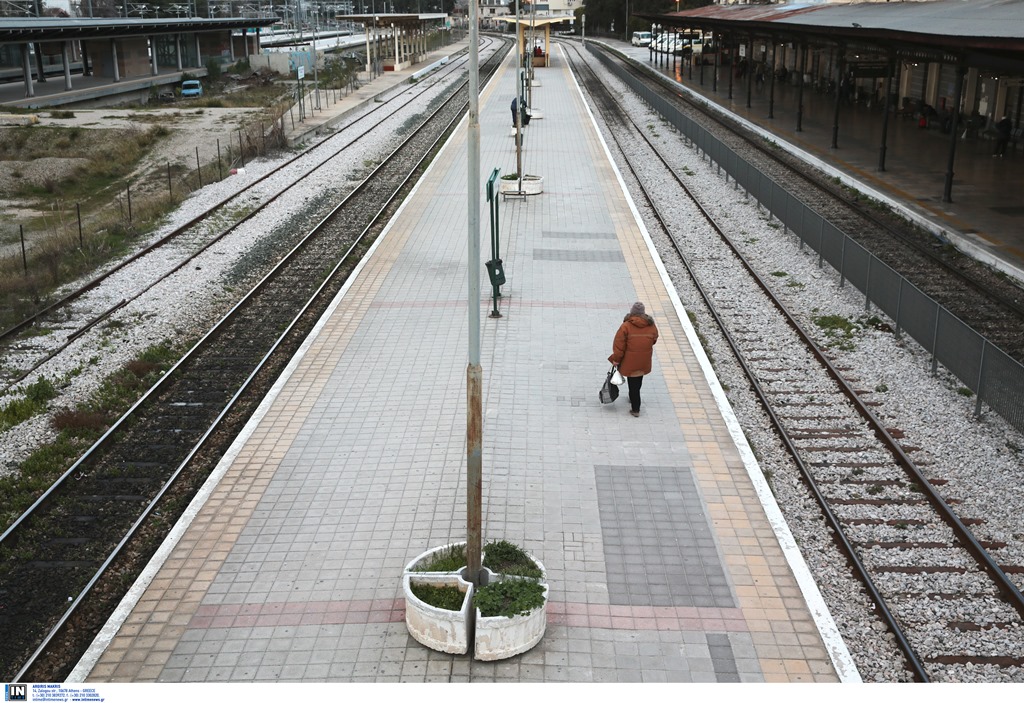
[{"xmin": 297, "ymin": 65, "xmax": 305, "ymax": 80}]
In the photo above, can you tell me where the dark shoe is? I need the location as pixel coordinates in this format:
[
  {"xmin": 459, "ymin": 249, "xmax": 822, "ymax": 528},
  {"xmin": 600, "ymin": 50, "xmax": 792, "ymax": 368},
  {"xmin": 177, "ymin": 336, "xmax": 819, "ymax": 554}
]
[{"xmin": 630, "ymin": 409, "xmax": 639, "ymax": 417}]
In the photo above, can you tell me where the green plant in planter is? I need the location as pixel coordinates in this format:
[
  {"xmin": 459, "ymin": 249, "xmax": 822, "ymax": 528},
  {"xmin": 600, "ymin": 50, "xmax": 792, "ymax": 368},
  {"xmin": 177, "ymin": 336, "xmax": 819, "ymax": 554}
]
[
  {"xmin": 482, "ymin": 540, "xmax": 542, "ymax": 578},
  {"xmin": 411, "ymin": 543, "xmax": 467, "ymax": 572},
  {"xmin": 500, "ymin": 173, "xmax": 539, "ymax": 180},
  {"xmin": 410, "ymin": 540, "xmax": 541, "ymax": 577},
  {"xmin": 475, "ymin": 578, "xmax": 545, "ymax": 618},
  {"xmin": 410, "ymin": 582, "xmax": 466, "ymax": 611}
]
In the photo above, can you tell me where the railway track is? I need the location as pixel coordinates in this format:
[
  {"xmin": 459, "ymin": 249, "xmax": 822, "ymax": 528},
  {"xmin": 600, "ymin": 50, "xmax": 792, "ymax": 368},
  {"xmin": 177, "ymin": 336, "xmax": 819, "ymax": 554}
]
[
  {"xmin": 585, "ymin": 42, "xmax": 1024, "ymax": 366},
  {"xmin": 0, "ymin": 37, "xmax": 497, "ymax": 392},
  {"xmin": 0, "ymin": 38, "xmax": 512, "ymax": 682},
  {"xmin": 564, "ymin": 40, "xmax": 1024, "ymax": 683}
]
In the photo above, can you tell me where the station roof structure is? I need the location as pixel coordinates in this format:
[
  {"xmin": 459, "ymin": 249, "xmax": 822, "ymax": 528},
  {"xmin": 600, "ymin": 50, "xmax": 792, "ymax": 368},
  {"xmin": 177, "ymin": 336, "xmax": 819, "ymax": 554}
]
[
  {"xmin": 345, "ymin": 13, "xmax": 449, "ymax": 27},
  {"xmin": 637, "ymin": 0, "xmax": 1024, "ymax": 72},
  {"xmin": 496, "ymin": 16, "xmax": 573, "ymax": 28},
  {"xmin": 0, "ymin": 16, "xmax": 278, "ymax": 44}
]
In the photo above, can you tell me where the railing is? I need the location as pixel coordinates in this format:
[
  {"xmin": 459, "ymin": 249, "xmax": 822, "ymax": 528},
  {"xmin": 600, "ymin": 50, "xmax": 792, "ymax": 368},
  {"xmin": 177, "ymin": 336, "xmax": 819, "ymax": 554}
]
[{"xmin": 589, "ymin": 44, "xmax": 1024, "ymax": 434}]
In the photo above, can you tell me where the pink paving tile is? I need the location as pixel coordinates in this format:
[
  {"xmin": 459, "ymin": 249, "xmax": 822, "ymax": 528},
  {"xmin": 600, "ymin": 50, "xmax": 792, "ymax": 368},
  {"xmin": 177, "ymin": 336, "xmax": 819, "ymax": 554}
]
[
  {"xmin": 300, "ymin": 613, "xmax": 325, "ymax": 626},
  {"xmin": 188, "ymin": 616, "xmax": 214, "ymax": 629}
]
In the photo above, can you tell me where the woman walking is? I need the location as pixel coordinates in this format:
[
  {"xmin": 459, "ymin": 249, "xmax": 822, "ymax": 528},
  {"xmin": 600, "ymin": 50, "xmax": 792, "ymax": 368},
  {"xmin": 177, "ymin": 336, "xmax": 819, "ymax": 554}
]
[{"xmin": 608, "ymin": 302, "xmax": 659, "ymax": 417}]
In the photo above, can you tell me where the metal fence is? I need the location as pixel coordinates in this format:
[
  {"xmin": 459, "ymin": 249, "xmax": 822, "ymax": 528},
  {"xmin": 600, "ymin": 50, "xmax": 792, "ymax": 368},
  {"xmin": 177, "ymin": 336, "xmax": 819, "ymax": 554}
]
[{"xmin": 590, "ymin": 45, "xmax": 1024, "ymax": 434}]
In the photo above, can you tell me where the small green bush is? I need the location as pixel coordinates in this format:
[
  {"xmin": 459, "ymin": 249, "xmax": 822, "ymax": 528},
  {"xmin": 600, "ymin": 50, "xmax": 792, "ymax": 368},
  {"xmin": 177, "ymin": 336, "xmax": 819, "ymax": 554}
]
[
  {"xmin": 0, "ymin": 377, "xmax": 57, "ymax": 431},
  {"xmin": 483, "ymin": 540, "xmax": 542, "ymax": 578},
  {"xmin": 412, "ymin": 543, "xmax": 466, "ymax": 572},
  {"xmin": 475, "ymin": 578, "xmax": 545, "ymax": 618},
  {"xmin": 410, "ymin": 583, "xmax": 465, "ymax": 611}
]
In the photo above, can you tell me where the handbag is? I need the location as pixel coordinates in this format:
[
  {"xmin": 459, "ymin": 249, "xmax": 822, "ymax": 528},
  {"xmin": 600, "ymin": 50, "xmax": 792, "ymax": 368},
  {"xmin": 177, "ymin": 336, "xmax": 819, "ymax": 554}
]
[
  {"xmin": 611, "ymin": 366, "xmax": 625, "ymax": 385},
  {"xmin": 599, "ymin": 366, "xmax": 620, "ymax": 404}
]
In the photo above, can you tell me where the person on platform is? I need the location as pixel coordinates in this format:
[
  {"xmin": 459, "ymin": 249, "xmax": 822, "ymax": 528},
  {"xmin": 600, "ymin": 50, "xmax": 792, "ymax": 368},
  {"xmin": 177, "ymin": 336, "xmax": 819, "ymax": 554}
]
[
  {"xmin": 994, "ymin": 115, "xmax": 1013, "ymax": 157},
  {"xmin": 607, "ymin": 302, "xmax": 659, "ymax": 418}
]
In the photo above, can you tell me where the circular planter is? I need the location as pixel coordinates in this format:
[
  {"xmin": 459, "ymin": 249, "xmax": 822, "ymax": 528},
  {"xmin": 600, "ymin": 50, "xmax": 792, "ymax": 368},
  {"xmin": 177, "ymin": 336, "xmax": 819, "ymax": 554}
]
[
  {"xmin": 403, "ymin": 573, "xmax": 472, "ymax": 655},
  {"xmin": 403, "ymin": 542, "xmax": 548, "ymax": 660},
  {"xmin": 499, "ymin": 175, "xmax": 544, "ymax": 196},
  {"xmin": 474, "ymin": 579, "xmax": 550, "ymax": 661}
]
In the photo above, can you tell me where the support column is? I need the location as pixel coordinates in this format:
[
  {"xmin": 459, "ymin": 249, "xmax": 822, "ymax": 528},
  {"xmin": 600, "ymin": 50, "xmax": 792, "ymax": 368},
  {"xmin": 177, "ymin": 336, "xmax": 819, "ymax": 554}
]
[
  {"xmin": 175, "ymin": 34, "xmax": 183, "ymax": 71},
  {"xmin": 111, "ymin": 39, "xmax": 120, "ymax": 83},
  {"xmin": 365, "ymin": 22, "xmax": 371, "ymax": 73},
  {"xmin": 150, "ymin": 35, "xmax": 158, "ymax": 76},
  {"xmin": 243, "ymin": 29, "xmax": 250, "ymax": 60},
  {"xmin": 62, "ymin": 41, "xmax": 73, "ymax": 90},
  {"xmin": 796, "ymin": 42, "xmax": 806, "ymax": 132},
  {"xmin": 831, "ymin": 49, "xmax": 845, "ymax": 149},
  {"xmin": 746, "ymin": 37, "xmax": 753, "ymax": 109},
  {"xmin": 876, "ymin": 55, "xmax": 892, "ymax": 170},
  {"xmin": 712, "ymin": 38, "xmax": 718, "ymax": 93},
  {"xmin": 22, "ymin": 43, "xmax": 35, "ymax": 98},
  {"xmin": 727, "ymin": 37, "xmax": 733, "ymax": 100},
  {"xmin": 195, "ymin": 35, "xmax": 202, "ymax": 69},
  {"xmin": 699, "ymin": 30, "xmax": 705, "ymax": 86},
  {"xmin": 768, "ymin": 41, "xmax": 776, "ymax": 118},
  {"xmin": 943, "ymin": 62, "xmax": 967, "ymax": 203},
  {"xmin": 34, "ymin": 42, "xmax": 47, "ymax": 83}
]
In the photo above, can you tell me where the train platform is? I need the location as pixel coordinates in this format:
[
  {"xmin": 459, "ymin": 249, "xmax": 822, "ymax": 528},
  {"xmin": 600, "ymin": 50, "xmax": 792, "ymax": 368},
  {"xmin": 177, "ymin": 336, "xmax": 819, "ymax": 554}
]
[
  {"xmin": 611, "ymin": 39, "xmax": 1024, "ymax": 285},
  {"xmin": 69, "ymin": 41, "xmax": 857, "ymax": 684}
]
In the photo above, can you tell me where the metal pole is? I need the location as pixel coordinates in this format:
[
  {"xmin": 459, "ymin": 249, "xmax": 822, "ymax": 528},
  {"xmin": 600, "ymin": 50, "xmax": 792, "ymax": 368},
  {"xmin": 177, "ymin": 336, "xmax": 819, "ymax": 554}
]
[
  {"xmin": 76, "ymin": 203, "xmax": 83, "ymax": 247},
  {"xmin": 466, "ymin": 0, "xmax": 483, "ymax": 599},
  {"xmin": 943, "ymin": 63, "xmax": 967, "ymax": 203},
  {"xmin": 217, "ymin": 139, "xmax": 223, "ymax": 180},
  {"xmin": 878, "ymin": 56, "xmax": 894, "ymax": 171},
  {"xmin": 196, "ymin": 146, "xmax": 202, "ymax": 187},
  {"xmin": 168, "ymin": 162, "xmax": 172, "ymax": 201},
  {"xmin": 126, "ymin": 182, "xmax": 132, "ymax": 223},
  {"xmin": 20, "ymin": 225, "xmax": 27, "ymax": 275}
]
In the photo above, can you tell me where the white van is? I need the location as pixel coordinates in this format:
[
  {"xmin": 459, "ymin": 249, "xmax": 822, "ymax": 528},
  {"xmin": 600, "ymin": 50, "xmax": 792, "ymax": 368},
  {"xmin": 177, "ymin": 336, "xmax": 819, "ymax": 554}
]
[{"xmin": 631, "ymin": 31, "xmax": 652, "ymax": 47}]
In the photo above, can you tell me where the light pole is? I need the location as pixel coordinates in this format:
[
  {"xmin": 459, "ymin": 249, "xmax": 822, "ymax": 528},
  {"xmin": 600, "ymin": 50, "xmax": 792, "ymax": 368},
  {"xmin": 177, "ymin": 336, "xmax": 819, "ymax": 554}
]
[{"xmin": 465, "ymin": 0, "xmax": 482, "ymax": 592}]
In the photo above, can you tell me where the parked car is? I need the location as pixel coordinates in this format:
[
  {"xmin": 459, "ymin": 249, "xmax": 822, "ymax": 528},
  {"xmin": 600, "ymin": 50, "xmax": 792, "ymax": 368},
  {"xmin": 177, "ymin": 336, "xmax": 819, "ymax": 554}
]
[
  {"xmin": 180, "ymin": 80, "xmax": 203, "ymax": 98},
  {"xmin": 631, "ymin": 31, "xmax": 652, "ymax": 47}
]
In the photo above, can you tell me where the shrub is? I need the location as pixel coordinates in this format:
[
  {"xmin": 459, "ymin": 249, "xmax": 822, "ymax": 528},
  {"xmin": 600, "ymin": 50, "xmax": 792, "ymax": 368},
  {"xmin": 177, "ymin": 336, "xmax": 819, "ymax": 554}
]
[
  {"xmin": 483, "ymin": 540, "xmax": 542, "ymax": 578},
  {"xmin": 412, "ymin": 543, "xmax": 466, "ymax": 572},
  {"xmin": 410, "ymin": 583, "xmax": 466, "ymax": 611},
  {"xmin": 475, "ymin": 578, "xmax": 545, "ymax": 618}
]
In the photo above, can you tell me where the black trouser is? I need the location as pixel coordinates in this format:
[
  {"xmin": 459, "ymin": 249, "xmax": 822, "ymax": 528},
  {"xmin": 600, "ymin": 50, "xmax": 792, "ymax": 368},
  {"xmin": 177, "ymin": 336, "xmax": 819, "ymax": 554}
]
[{"xmin": 627, "ymin": 375, "xmax": 644, "ymax": 412}]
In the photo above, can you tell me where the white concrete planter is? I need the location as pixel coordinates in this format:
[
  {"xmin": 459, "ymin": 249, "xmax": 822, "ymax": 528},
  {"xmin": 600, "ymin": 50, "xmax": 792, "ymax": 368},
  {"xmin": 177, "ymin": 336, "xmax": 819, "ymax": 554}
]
[
  {"xmin": 403, "ymin": 542, "xmax": 548, "ymax": 660},
  {"xmin": 474, "ymin": 579, "xmax": 549, "ymax": 661},
  {"xmin": 403, "ymin": 573, "xmax": 472, "ymax": 655},
  {"xmin": 499, "ymin": 175, "xmax": 544, "ymax": 196}
]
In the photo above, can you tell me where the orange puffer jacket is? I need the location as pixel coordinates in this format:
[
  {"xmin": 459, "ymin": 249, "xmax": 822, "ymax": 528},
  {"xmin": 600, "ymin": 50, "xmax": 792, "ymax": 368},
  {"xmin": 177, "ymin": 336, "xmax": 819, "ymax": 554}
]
[{"xmin": 608, "ymin": 314, "xmax": 659, "ymax": 376}]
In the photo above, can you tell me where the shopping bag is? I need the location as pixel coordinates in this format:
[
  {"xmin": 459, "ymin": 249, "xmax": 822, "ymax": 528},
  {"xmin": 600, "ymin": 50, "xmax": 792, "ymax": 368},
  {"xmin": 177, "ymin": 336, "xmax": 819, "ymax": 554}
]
[
  {"xmin": 599, "ymin": 367, "xmax": 620, "ymax": 404},
  {"xmin": 611, "ymin": 366, "xmax": 625, "ymax": 385}
]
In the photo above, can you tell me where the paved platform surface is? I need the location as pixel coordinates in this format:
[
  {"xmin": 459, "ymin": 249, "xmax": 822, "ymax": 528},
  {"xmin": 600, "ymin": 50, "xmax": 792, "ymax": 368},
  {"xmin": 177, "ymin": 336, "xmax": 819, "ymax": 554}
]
[
  {"xmin": 611, "ymin": 39, "xmax": 1024, "ymax": 283},
  {"xmin": 69, "ymin": 41, "xmax": 856, "ymax": 684}
]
